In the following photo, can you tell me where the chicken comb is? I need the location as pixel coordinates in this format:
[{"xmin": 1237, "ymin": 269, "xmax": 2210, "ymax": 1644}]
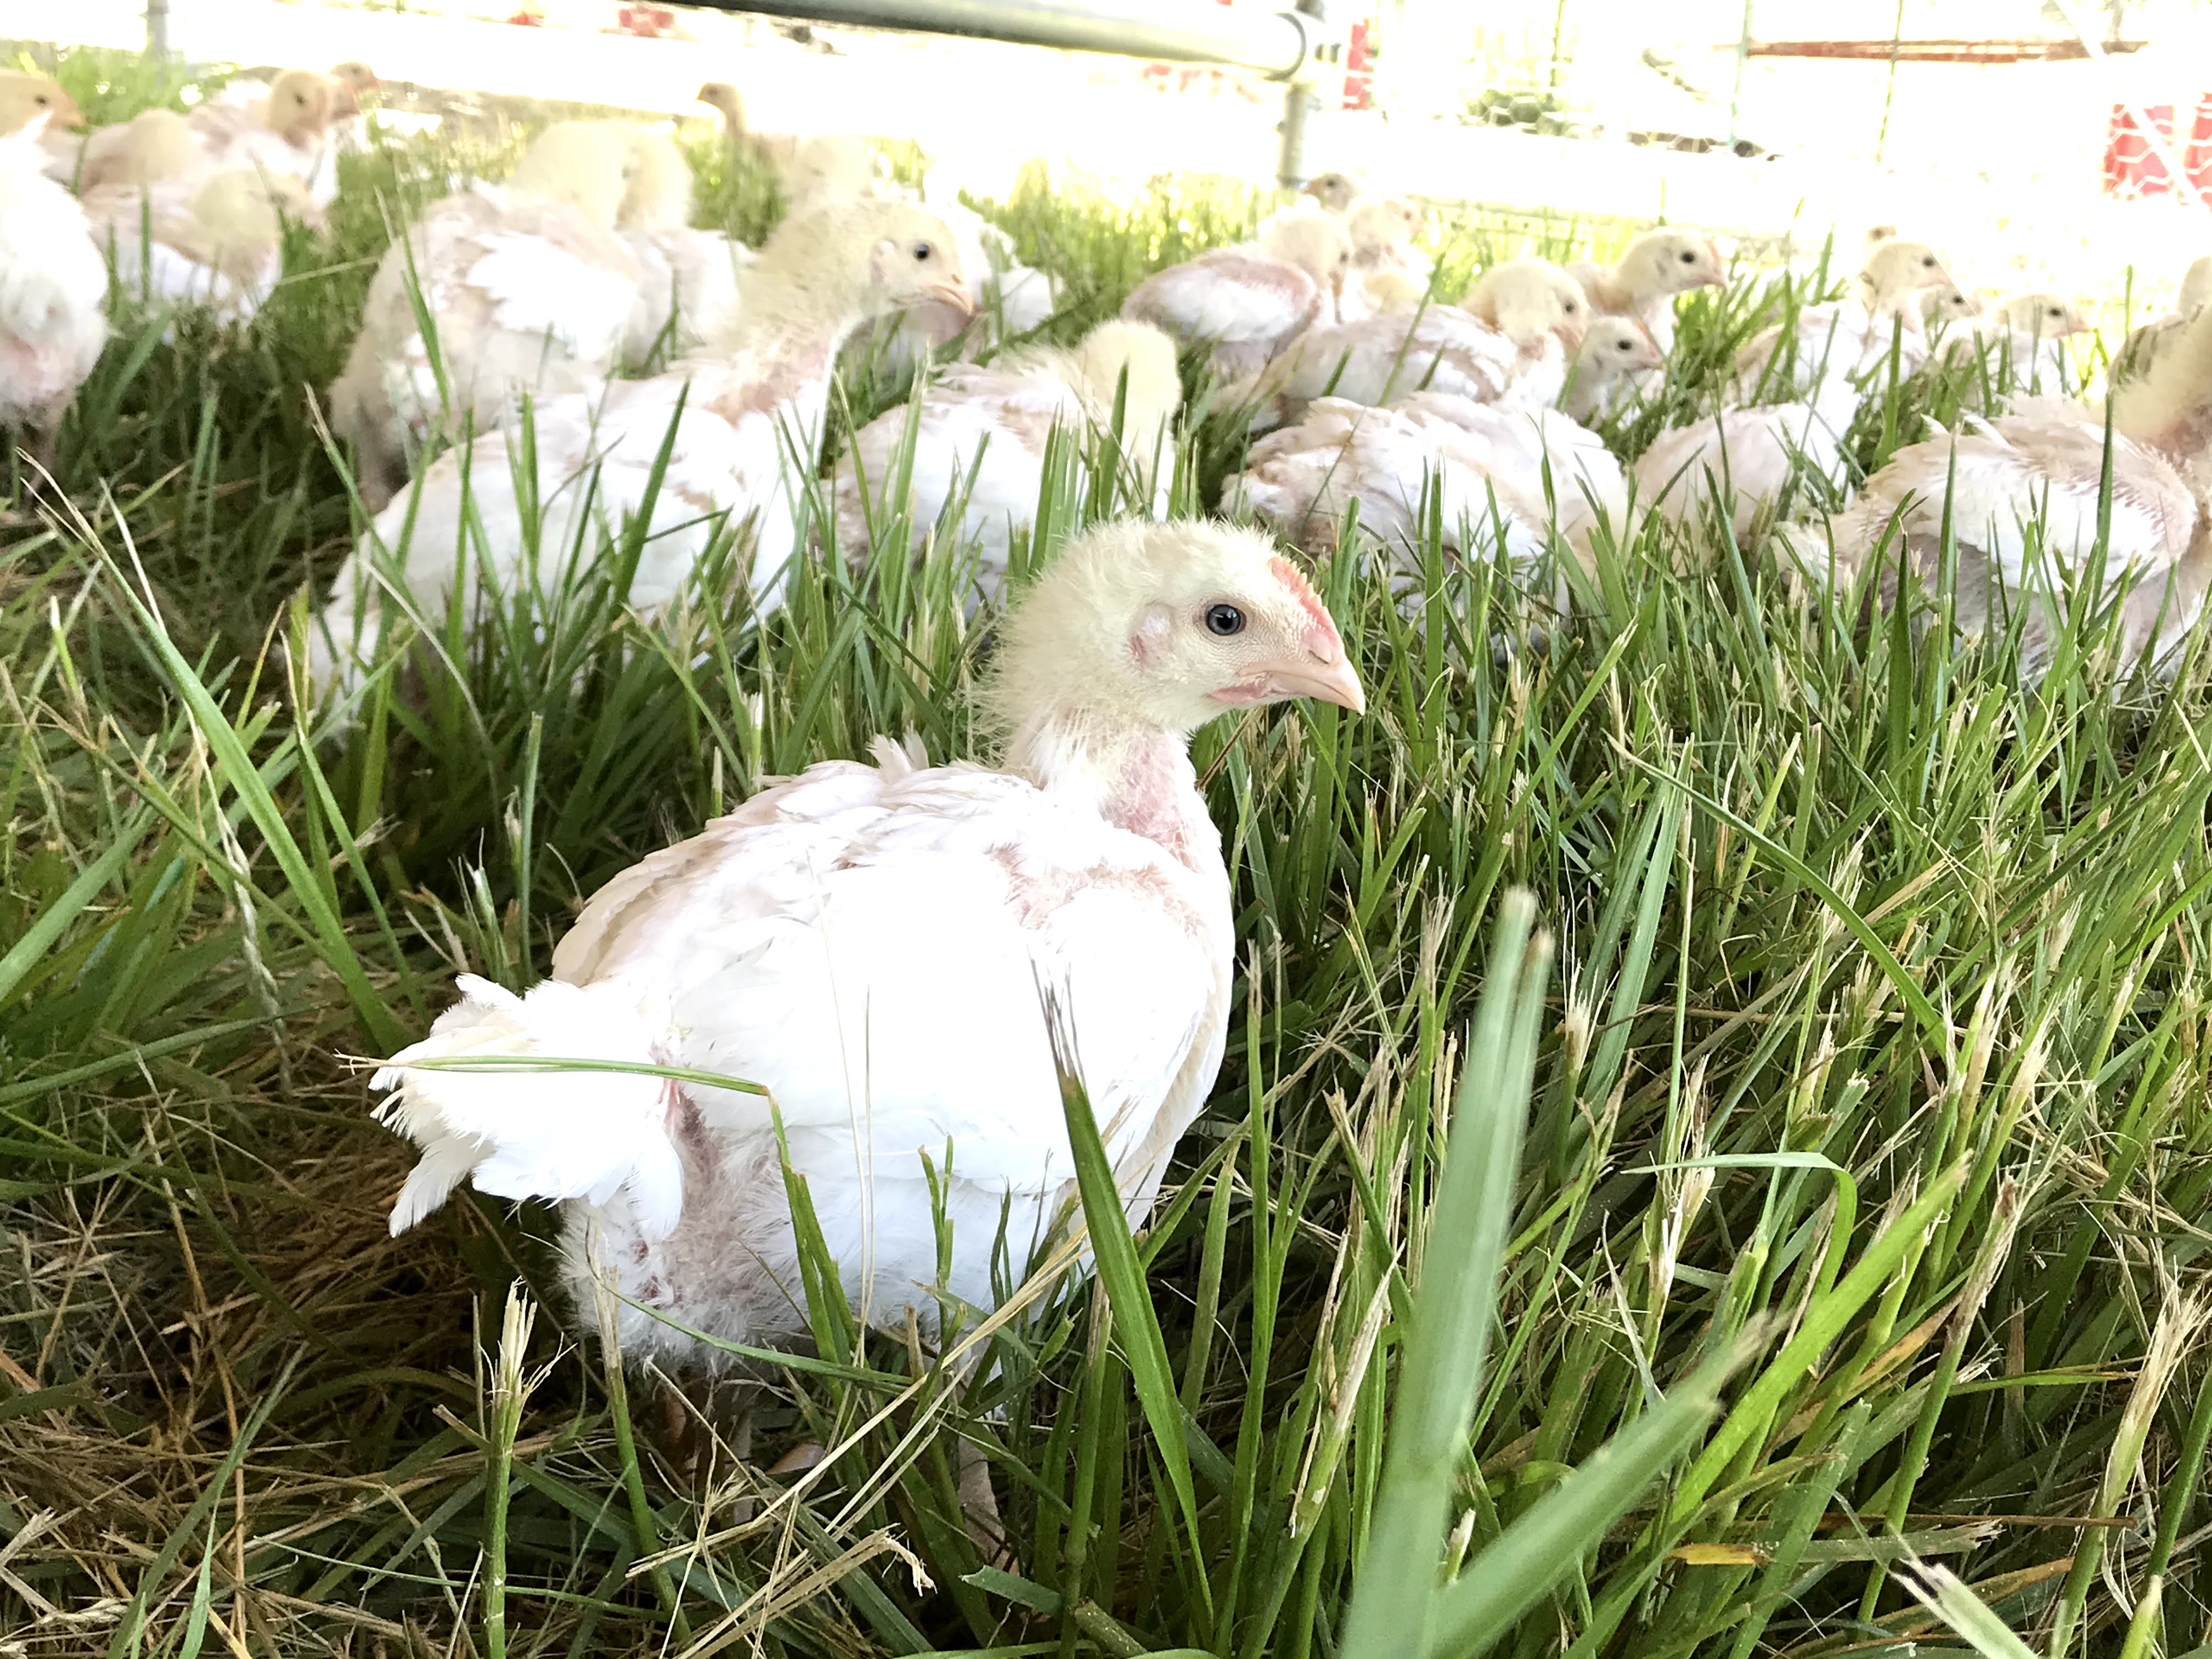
[{"xmin": 1271, "ymin": 556, "xmax": 1339, "ymax": 641}]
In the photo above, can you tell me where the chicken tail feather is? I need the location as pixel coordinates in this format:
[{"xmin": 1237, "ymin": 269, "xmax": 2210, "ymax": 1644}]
[{"xmin": 373, "ymin": 974, "xmax": 687, "ymax": 1240}]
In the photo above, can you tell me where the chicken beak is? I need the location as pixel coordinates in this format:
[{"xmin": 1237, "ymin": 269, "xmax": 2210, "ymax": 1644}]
[
  {"xmin": 927, "ymin": 278, "xmax": 977, "ymax": 321},
  {"xmin": 1261, "ymin": 650, "xmax": 1365, "ymax": 713}
]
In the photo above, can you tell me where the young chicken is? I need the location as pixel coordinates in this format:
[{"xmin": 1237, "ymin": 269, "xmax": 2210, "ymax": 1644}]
[
  {"xmin": 1561, "ymin": 315, "xmax": 1666, "ymax": 422},
  {"xmin": 1931, "ymin": 292, "xmax": 2091, "ymax": 400},
  {"xmin": 614, "ymin": 127, "xmax": 749, "ymax": 366},
  {"xmin": 2114, "ymin": 255, "xmax": 2212, "ymax": 387},
  {"xmin": 0, "ymin": 71, "xmax": 81, "ymax": 135},
  {"xmin": 326, "ymin": 121, "xmax": 645, "ymax": 505},
  {"xmin": 184, "ymin": 70, "xmax": 357, "ymax": 207},
  {"xmin": 0, "ymin": 119, "xmax": 108, "ymax": 466},
  {"xmin": 86, "ymin": 168, "xmax": 321, "ymax": 325},
  {"xmin": 1346, "ymin": 196, "xmax": 1425, "ymax": 274},
  {"xmin": 697, "ymin": 78, "xmax": 747, "ymax": 143},
  {"xmin": 1787, "ymin": 303, "xmax": 2212, "ymax": 678},
  {"xmin": 868, "ymin": 195, "xmax": 1059, "ymax": 380},
  {"xmin": 1634, "ymin": 402, "xmax": 1848, "ymax": 544},
  {"xmin": 369, "ymin": 518, "xmax": 1364, "ymax": 1378},
  {"xmin": 780, "ymin": 134, "xmax": 886, "ymax": 216},
  {"xmin": 0, "ymin": 72, "xmax": 86, "ymax": 183},
  {"xmin": 215, "ymin": 59, "xmax": 376, "ymax": 150},
  {"xmin": 1335, "ymin": 196, "xmax": 1429, "ymax": 320},
  {"xmin": 1234, "ymin": 259, "xmax": 1587, "ymax": 431},
  {"xmin": 306, "ymin": 200, "xmax": 973, "ymax": 695},
  {"xmin": 1566, "ymin": 228, "xmax": 1725, "ymax": 353},
  {"xmin": 834, "ymin": 319, "xmax": 1181, "ymax": 601},
  {"xmin": 1352, "ymin": 267, "xmax": 1429, "ymax": 316},
  {"xmin": 1119, "ymin": 211, "xmax": 1350, "ymax": 377},
  {"xmin": 1731, "ymin": 238, "xmax": 1953, "ymax": 422},
  {"xmin": 74, "ymin": 108, "xmax": 196, "ymax": 193},
  {"xmin": 1301, "ymin": 170, "xmax": 1363, "ymax": 214},
  {"xmin": 1462, "ymin": 257, "xmax": 1590, "ymax": 337},
  {"xmin": 1919, "ymin": 285, "xmax": 1982, "ymax": 330},
  {"xmin": 74, "ymin": 69, "xmax": 354, "ymax": 207}
]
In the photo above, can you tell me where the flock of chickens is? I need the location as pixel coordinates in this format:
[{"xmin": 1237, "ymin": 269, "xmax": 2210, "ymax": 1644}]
[{"xmin": 9, "ymin": 60, "xmax": 2212, "ymax": 1424}]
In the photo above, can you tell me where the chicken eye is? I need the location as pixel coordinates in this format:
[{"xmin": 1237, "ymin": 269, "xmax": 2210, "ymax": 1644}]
[
  {"xmin": 912, "ymin": 242, "xmax": 932, "ymax": 262},
  {"xmin": 33, "ymin": 93, "xmax": 48, "ymax": 105},
  {"xmin": 1205, "ymin": 603, "xmax": 1246, "ymax": 637},
  {"xmin": 1678, "ymin": 249, "xmax": 1696, "ymax": 263},
  {"xmin": 1922, "ymin": 255, "xmax": 1936, "ymax": 267}
]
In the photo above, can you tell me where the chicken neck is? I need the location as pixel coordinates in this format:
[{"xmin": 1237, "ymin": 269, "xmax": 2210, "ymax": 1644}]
[{"xmin": 1004, "ymin": 708, "xmax": 1217, "ymax": 873}]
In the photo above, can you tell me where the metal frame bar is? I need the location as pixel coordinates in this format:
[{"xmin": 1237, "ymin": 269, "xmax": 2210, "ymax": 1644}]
[
  {"xmin": 706, "ymin": 0, "xmax": 1314, "ymax": 77},
  {"xmin": 690, "ymin": 0, "xmax": 1339, "ymax": 184}
]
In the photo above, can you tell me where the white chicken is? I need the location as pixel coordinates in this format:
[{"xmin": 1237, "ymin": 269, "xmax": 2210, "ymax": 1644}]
[
  {"xmin": 1566, "ymin": 227, "xmax": 1725, "ymax": 354},
  {"xmin": 369, "ymin": 518, "xmax": 1364, "ymax": 1376},
  {"xmin": 1233, "ymin": 259, "xmax": 1587, "ymax": 432},
  {"xmin": 1119, "ymin": 211, "xmax": 1350, "ymax": 377},
  {"xmin": 1634, "ymin": 401, "xmax": 1847, "ymax": 544},
  {"xmin": 1561, "ymin": 315, "xmax": 1667, "ymax": 422},
  {"xmin": 1230, "ymin": 391, "xmax": 1626, "ymax": 589},
  {"xmin": 306, "ymin": 200, "xmax": 973, "ymax": 696},
  {"xmin": 0, "ymin": 118, "xmax": 108, "ymax": 465},
  {"xmin": 1731, "ymin": 238, "xmax": 1953, "ymax": 422},
  {"xmin": 327, "ymin": 122, "xmax": 645, "ymax": 505},
  {"xmin": 1785, "ymin": 303, "xmax": 2212, "ymax": 676},
  {"xmin": 86, "ymin": 168, "xmax": 321, "ymax": 326},
  {"xmin": 834, "ymin": 319, "xmax": 1181, "ymax": 601}
]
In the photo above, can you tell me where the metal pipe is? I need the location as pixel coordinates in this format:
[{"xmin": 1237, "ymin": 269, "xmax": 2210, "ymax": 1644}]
[
  {"xmin": 1275, "ymin": 0, "xmax": 1325, "ymax": 185},
  {"xmin": 703, "ymin": 0, "xmax": 1314, "ymax": 78},
  {"xmin": 146, "ymin": 0, "xmax": 170, "ymax": 58}
]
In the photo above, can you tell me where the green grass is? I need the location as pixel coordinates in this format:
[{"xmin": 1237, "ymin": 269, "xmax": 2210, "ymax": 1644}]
[{"xmin": 7, "ymin": 49, "xmax": 2212, "ymax": 1659}]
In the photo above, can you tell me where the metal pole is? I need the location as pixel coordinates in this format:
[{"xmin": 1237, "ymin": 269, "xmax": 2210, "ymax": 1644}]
[
  {"xmin": 1276, "ymin": 0, "xmax": 1327, "ymax": 186},
  {"xmin": 146, "ymin": 0, "xmax": 170, "ymax": 58},
  {"xmin": 1727, "ymin": 0, "xmax": 1752, "ymax": 146},
  {"xmin": 697, "ymin": 0, "xmax": 1315, "ymax": 77}
]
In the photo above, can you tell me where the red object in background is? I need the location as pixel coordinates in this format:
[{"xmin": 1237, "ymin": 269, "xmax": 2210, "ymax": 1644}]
[
  {"xmin": 2103, "ymin": 103, "xmax": 2174, "ymax": 196},
  {"xmin": 2184, "ymin": 95, "xmax": 2212, "ymax": 195},
  {"xmin": 617, "ymin": 4, "xmax": 674, "ymax": 34},
  {"xmin": 1342, "ymin": 19, "xmax": 1372, "ymax": 109}
]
